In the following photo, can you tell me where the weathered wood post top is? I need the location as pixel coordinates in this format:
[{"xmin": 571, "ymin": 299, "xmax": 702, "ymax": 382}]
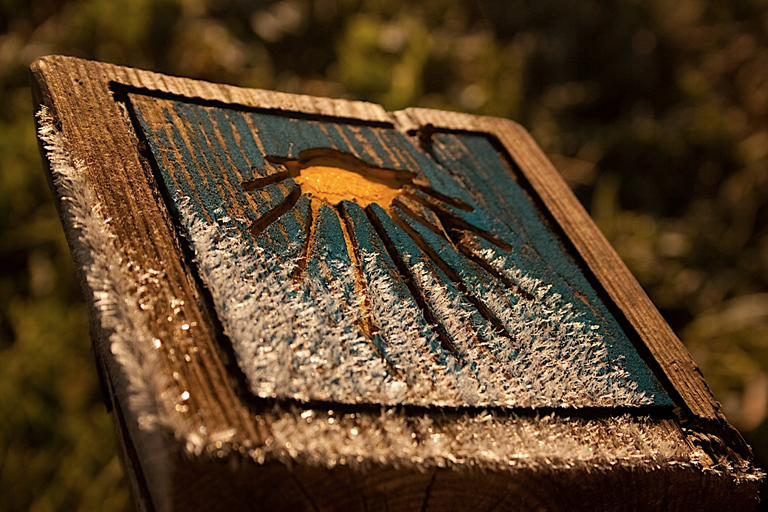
[{"xmin": 32, "ymin": 55, "xmax": 763, "ymax": 511}]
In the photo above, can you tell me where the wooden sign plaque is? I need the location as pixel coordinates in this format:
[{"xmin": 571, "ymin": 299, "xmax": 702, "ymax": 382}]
[{"xmin": 32, "ymin": 55, "xmax": 762, "ymax": 511}]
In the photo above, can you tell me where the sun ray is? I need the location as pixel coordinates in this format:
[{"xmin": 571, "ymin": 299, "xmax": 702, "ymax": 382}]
[
  {"xmin": 248, "ymin": 185, "xmax": 302, "ymax": 237},
  {"xmin": 242, "ymin": 144, "xmax": 536, "ymax": 370}
]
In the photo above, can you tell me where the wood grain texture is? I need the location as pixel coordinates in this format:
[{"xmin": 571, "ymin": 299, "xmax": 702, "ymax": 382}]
[
  {"xmin": 31, "ymin": 55, "xmax": 762, "ymax": 511},
  {"xmin": 395, "ymin": 108, "xmax": 723, "ymax": 421},
  {"xmin": 31, "ymin": 55, "xmax": 263, "ymax": 510}
]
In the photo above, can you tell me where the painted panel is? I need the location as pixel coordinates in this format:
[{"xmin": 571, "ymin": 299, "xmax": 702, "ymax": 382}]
[{"xmin": 128, "ymin": 93, "xmax": 671, "ymax": 409}]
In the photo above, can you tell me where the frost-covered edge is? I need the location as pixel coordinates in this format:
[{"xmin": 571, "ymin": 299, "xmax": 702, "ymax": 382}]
[
  {"xmin": 36, "ymin": 105, "xmax": 184, "ymax": 435},
  {"xmin": 35, "ymin": 103, "xmax": 761, "ymax": 483}
]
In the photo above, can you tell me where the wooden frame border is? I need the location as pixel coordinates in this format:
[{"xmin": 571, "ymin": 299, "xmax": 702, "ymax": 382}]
[
  {"xmin": 394, "ymin": 109, "xmax": 718, "ymax": 420},
  {"xmin": 31, "ymin": 55, "xmax": 761, "ymax": 511}
]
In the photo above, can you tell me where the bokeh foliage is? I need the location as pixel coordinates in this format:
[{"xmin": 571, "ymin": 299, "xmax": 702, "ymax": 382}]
[{"xmin": 1, "ymin": 0, "xmax": 767, "ymax": 509}]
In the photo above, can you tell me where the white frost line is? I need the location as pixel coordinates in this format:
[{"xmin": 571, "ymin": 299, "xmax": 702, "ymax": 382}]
[
  {"xmin": 36, "ymin": 106, "xmax": 185, "ymax": 436},
  {"xmin": 409, "ymin": 261, "xmax": 506, "ymax": 404},
  {"xmin": 261, "ymin": 408, "xmax": 717, "ymax": 476}
]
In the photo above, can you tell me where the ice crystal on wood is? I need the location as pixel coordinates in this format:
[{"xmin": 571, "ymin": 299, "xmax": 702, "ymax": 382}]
[
  {"xmin": 36, "ymin": 106, "xmax": 185, "ymax": 434},
  {"xmin": 128, "ymin": 96, "xmax": 671, "ymax": 409}
]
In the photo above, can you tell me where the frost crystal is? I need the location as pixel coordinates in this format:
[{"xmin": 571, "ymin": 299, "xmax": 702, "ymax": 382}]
[
  {"xmin": 36, "ymin": 106, "xmax": 184, "ymax": 434},
  {"xmin": 179, "ymin": 201, "xmax": 653, "ymax": 408}
]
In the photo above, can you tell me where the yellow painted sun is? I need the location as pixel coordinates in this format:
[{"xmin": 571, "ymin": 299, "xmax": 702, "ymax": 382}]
[{"xmin": 274, "ymin": 151, "xmax": 414, "ymax": 210}]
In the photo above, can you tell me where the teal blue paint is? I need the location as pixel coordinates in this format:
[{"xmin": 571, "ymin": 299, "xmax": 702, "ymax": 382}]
[
  {"xmin": 337, "ymin": 124, "xmax": 369, "ymax": 164},
  {"xmin": 161, "ymin": 106, "xmax": 226, "ymax": 222},
  {"xmin": 186, "ymin": 104, "xmax": 256, "ymax": 218},
  {"xmin": 381, "ymin": 129, "xmax": 475, "ymax": 201},
  {"xmin": 340, "ymin": 201, "xmax": 408, "ymax": 297},
  {"xmin": 433, "ymin": 136, "xmax": 609, "ymax": 306},
  {"xmin": 326, "ymin": 124, "xmax": 363, "ymax": 159},
  {"xmin": 256, "ymin": 194, "xmax": 311, "ymax": 265},
  {"xmin": 462, "ymin": 232, "xmax": 539, "ymax": 296},
  {"xmin": 207, "ymin": 107, "xmax": 252, "ymax": 182},
  {"xmin": 300, "ymin": 203, "xmax": 373, "ymax": 367},
  {"xmin": 131, "ymin": 95, "xmax": 672, "ymax": 407},
  {"xmin": 287, "ymin": 193, "xmax": 312, "ymax": 241},
  {"xmin": 292, "ymin": 117, "xmax": 333, "ymax": 155},
  {"xmin": 432, "ymin": 133, "xmax": 575, "ymax": 278},
  {"xmin": 430, "ymin": 134, "xmax": 540, "ymax": 244},
  {"xmin": 326, "ymin": 123, "xmax": 356, "ymax": 158},
  {"xmin": 222, "ymin": 109, "xmax": 268, "ymax": 179},
  {"xmin": 403, "ymin": 187, "xmax": 505, "ymax": 247},
  {"xmin": 159, "ymin": 132, "xmax": 207, "ymax": 219},
  {"xmin": 130, "ymin": 102, "xmax": 206, "ymax": 222},
  {"xmin": 357, "ymin": 126, "xmax": 398, "ymax": 169},
  {"xmin": 339, "ymin": 207, "xmax": 399, "ymax": 366},
  {"xmin": 234, "ymin": 111, "xmax": 418, "ymax": 176},
  {"xmin": 251, "ymin": 182, "xmax": 299, "ymax": 220},
  {"xmin": 368, "ymin": 204, "xmax": 494, "ymax": 377},
  {"xmin": 373, "ymin": 128, "xmax": 410, "ymax": 170},
  {"xmin": 394, "ymin": 205, "xmax": 505, "ymax": 308},
  {"xmin": 393, "ymin": 207, "xmax": 514, "ymax": 349},
  {"xmin": 430, "ymin": 133, "xmax": 671, "ymax": 404},
  {"xmin": 165, "ymin": 104, "xmax": 231, "ymax": 220},
  {"xmin": 366, "ymin": 204, "xmax": 425, "ymax": 268},
  {"xmin": 245, "ymin": 112, "xmax": 285, "ymax": 157},
  {"xmin": 174, "ymin": 102, "xmax": 233, "ymax": 192},
  {"xmin": 333, "ymin": 124, "xmax": 407, "ymax": 171},
  {"xmin": 176, "ymin": 103, "xmax": 298, "ymax": 224}
]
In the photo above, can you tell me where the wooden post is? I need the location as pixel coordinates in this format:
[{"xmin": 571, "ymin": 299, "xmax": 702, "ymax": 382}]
[{"xmin": 32, "ymin": 55, "xmax": 762, "ymax": 511}]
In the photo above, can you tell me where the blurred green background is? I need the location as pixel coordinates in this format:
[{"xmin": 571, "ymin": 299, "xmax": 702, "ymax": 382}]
[{"xmin": 1, "ymin": 0, "xmax": 767, "ymax": 509}]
